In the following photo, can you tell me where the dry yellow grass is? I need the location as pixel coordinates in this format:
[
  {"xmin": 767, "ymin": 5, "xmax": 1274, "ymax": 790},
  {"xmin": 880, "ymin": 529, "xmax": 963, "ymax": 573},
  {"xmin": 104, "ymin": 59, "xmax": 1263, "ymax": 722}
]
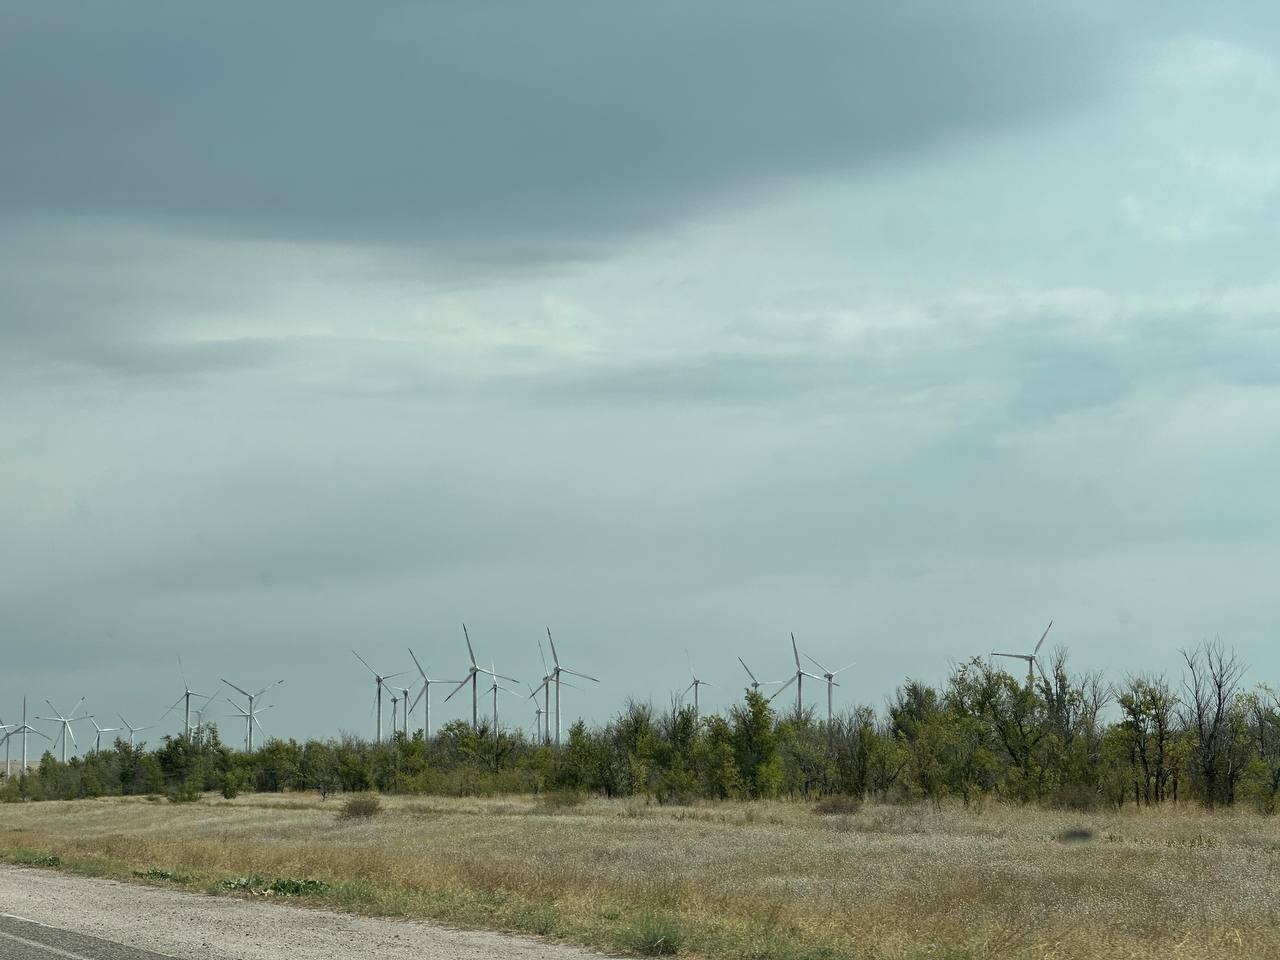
[{"xmin": 2, "ymin": 794, "xmax": 1279, "ymax": 959}]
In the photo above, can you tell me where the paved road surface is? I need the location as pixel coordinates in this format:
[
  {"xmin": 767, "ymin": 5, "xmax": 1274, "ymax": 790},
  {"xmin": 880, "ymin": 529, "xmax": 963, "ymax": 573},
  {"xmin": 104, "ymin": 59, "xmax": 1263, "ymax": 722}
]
[{"xmin": 0, "ymin": 866, "xmax": 602, "ymax": 960}]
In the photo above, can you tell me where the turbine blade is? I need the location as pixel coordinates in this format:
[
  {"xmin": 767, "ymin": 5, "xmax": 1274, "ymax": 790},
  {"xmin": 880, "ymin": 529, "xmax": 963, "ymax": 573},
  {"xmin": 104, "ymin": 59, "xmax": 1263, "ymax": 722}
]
[
  {"xmin": 791, "ymin": 632, "xmax": 801, "ymax": 669},
  {"xmin": 443, "ymin": 673, "xmax": 471, "ymax": 703},
  {"xmin": 463, "ymin": 623, "xmax": 477, "ymax": 667},
  {"xmin": 221, "ymin": 679, "xmax": 252, "ymax": 699},
  {"xmin": 561, "ymin": 668, "xmax": 598, "ymax": 683},
  {"xmin": 409, "ymin": 685, "xmax": 426, "ymax": 713},
  {"xmin": 804, "ymin": 653, "xmax": 832, "ymax": 674},
  {"xmin": 537, "ymin": 636, "xmax": 550, "ymax": 675},
  {"xmin": 738, "ymin": 657, "xmax": 758, "ymax": 683},
  {"xmin": 769, "ymin": 675, "xmax": 796, "ymax": 702},
  {"xmin": 408, "ymin": 647, "xmax": 429, "ymax": 682},
  {"xmin": 1034, "ymin": 620, "xmax": 1054, "ymax": 656},
  {"xmin": 833, "ymin": 662, "xmax": 856, "ymax": 675},
  {"xmin": 352, "ymin": 650, "xmax": 378, "ymax": 678},
  {"xmin": 158, "ymin": 695, "xmax": 185, "ymax": 721},
  {"xmin": 546, "ymin": 627, "xmax": 560, "ymax": 667},
  {"xmin": 69, "ymin": 697, "xmax": 86, "ymax": 719}
]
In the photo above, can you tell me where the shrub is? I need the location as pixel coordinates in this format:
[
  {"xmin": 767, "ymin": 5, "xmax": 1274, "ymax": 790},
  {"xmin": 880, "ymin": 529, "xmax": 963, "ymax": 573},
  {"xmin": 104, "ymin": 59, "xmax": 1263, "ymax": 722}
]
[
  {"xmin": 338, "ymin": 793, "xmax": 381, "ymax": 820},
  {"xmin": 167, "ymin": 780, "xmax": 202, "ymax": 804},
  {"xmin": 623, "ymin": 914, "xmax": 684, "ymax": 956},
  {"xmin": 813, "ymin": 795, "xmax": 862, "ymax": 816}
]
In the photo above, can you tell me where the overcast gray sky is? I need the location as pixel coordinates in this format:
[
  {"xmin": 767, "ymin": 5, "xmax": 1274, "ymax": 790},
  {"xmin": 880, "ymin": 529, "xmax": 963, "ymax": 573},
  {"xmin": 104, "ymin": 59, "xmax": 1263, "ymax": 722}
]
[{"xmin": 3, "ymin": 2, "xmax": 1278, "ymax": 750}]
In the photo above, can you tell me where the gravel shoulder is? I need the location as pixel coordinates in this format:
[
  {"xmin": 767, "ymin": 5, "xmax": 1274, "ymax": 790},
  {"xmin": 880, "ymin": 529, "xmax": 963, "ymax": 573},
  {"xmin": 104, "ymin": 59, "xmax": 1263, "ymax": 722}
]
[{"xmin": 0, "ymin": 865, "xmax": 606, "ymax": 960}]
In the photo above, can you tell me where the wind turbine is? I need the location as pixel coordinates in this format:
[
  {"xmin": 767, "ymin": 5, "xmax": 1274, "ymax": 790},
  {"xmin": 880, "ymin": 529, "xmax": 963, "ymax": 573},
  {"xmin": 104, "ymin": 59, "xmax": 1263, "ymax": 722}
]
[
  {"xmin": 528, "ymin": 637, "xmax": 554, "ymax": 745},
  {"xmin": 769, "ymin": 633, "xmax": 823, "ymax": 714},
  {"xmin": 526, "ymin": 684, "xmax": 547, "ymax": 742},
  {"xmin": 737, "ymin": 657, "xmax": 784, "ymax": 695},
  {"xmin": 805, "ymin": 652, "xmax": 856, "ymax": 728},
  {"xmin": 993, "ymin": 621, "xmax": 1054, "ymax": 690},
  {"xmin": 36, "ymin": 698, "xmax": 91, "ymax": 762},
  {"xmin": 0, "ymin": 720, "xmax": 15, "ymax": 778},
  {"xmin": 116, "ymin": 714, "xmax": 153, "ymax": 749},
  {"xmin": 88, "ymin": 717, "xmax": 121, "ymax": 754},
  {"xmin": 390, "ymin": 693, "xmax": 401, "ymax": 736},
  {"xmin": 159, "ymin": 659, "xmax": 210, "ymax": 740},
  {"xmin": 444, "ymin": 624, "xmax": 518, "ymax": 731},
  {"xmin": 352, "ymin": 651, "xmax": 406, "ymax": 743},
  {"xmin": 220, "ymin": 679, "xmax": 283, "ymax": 752},
  {"xmin": 190, "ymin": 694, "xmax": 217, "ymax": 738},
  {"xmin": 225, "ymin": 698, "xmax": 275, "ymax": 753},
  {"xmin": 682, "ymin": 653, "xmax": 710, "ymax": 717},
  {"xmin": 483, "ymin": 661, "xmax": 520, "ymax": 732},
  {"xmin": 407, "ymin": 648, "xmax": 458, "ymax": 741},
  {"xmin": 5, "ymin": 699, "xmax": 51, "ymax": 772},
  {"xmin": 546, "ymin": 628, "xmax": 598, "ymax": 746}
]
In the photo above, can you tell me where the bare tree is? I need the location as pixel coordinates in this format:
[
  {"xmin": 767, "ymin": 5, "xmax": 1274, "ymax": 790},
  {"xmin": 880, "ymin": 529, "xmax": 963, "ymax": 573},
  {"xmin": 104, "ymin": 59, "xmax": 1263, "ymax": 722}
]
[{"xmin": 1181, "ymin": 640, "xmax": 1246, "ymax": 806}]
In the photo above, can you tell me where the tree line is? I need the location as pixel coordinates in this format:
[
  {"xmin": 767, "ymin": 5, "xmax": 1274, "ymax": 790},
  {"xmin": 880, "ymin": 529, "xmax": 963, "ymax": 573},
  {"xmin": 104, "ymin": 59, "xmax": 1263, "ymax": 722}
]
[{"xmin": 4, "ymin": 641, "xmax": 1278, "ymax": 811}]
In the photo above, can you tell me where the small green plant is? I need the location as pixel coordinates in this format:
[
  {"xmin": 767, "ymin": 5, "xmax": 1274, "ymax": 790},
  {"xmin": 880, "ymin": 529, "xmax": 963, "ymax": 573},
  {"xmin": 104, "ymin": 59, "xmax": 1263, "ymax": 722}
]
[
  {"xmin": 13, "ymin": 852, "xmax": 61, "ymax": 867},
  {"xmin": 338, "ymin": 794, "xmax": 381, "ymax": 820},
  {"xmin": 623, "ymin": 914, "xmax": 685, "ymax": 956},
  {"xmin": 220, "ymin": 874, "xmax": 268, "ymax": 891},
  {"xmin": 167, "ymin": 780, "xmax": 202, "ymax": 804},
  {"xmin": 265, "ymin": 877, "xmax": 330, "ymax": 896},
  {"xmin": 134, "ymin": 867, "xmax": 193, "ymax": 883}
]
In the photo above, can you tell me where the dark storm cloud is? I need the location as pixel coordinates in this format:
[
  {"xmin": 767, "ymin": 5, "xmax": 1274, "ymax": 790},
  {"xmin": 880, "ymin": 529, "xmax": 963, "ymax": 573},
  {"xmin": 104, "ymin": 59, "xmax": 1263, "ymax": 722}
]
[{"xmin": 2, "ymin": 1, "xmax": 1112, "ymax": 256}]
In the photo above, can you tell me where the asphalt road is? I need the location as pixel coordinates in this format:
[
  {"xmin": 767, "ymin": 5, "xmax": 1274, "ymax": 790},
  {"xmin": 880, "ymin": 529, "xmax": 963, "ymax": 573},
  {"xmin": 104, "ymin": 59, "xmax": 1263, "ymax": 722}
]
[
  {"xmin": 0, "ymin": 915, "xmax": 172, "ymax": 960},
  {"xmin": 0, "ymin": 866, "xmax": 601, "ymax": 960}
]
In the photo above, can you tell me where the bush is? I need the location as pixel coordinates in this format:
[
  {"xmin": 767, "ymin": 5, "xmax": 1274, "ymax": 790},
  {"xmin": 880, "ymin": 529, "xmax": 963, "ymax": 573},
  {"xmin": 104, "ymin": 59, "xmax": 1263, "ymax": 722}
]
[
  {"xmin": 338, "ymin": 793, "xmax": 381, "ymax": 819},
  {"xmin": 623, "ymin": 914, "xmax": 684, "ymax": 956},
  {"xmin": 813, "ymin": 795, "xmax": 862, "ymax": 816},
  {"xmin": 167, "ymin": 780, "xmax": 202, "ymax": 804}
]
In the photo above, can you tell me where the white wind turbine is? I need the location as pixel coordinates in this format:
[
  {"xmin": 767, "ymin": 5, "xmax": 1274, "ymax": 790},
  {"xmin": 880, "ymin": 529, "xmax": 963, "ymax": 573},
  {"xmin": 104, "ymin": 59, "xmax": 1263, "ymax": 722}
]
[
  {"xmin": 527, "ymin": 636, "xmax": 554, "ymax": 745},
  {"xmin": 159, "ymin": 659, "xmax": 211, "ymax": 740},
  {"xmin": 0, "ymin": 720, "xmax": 16, "ymax": 778},
  {"xmin": 190, "ymin": 693, "xmax": 217, "ymax": 738},
  {"xmin": 225, "ymin": 698, "xmax": 275, "ymax": 753},
  {"xmin": 88, "ymin": 717, "xmax": 121, "ymax": 754},
  {"xmin": 407, "ymin": 648, "xmax": 459, "ymax": 740},
  {"xmin": 221, "ymin": 679, "xmax": 284, "ymax": 752},
  {"xmin": 352, "ymin": 650, "xmax": 406, "ymax": 743},
  {"xmin": 116, "ymin": 714, "xmax": 154, "ymax": 749},
  {"xmin": 805, "ymin": 652, "xmax": 856, "ymax": 728},
  {"xmin": 546, "ymin": 628, "xmax": 598, "ymax": 746},
  {"xmin": 6, "ymin": 699, "xmax": 51, "ymax": 773},
  {"xmin": 526, "ymin": 684, "xmax": 546, "ymax": 742},
  {"xmin": 770, "ymin": 633, "xmax": 824, "ymax": 714},
  {"xmin": 737, "ymin": 657, "xmax": 784, "ymax": 695},
  {"xmin": 993, "ymin": 621, "xmax": 1054, "ymax": 690},
  {"xmin": 37, "ymin": 698, "xmax": 91, "ymax": 762},
  {"xmin": 682, "ymin": 652, "xmax": 711, "ymax": 717},
  {"xmin": 444, "ymin": 624, "xmax": 518, "ymax": 731},
  {"xmin": 483, "ymin": 661, "xmax": 520, "ymax": 732}
]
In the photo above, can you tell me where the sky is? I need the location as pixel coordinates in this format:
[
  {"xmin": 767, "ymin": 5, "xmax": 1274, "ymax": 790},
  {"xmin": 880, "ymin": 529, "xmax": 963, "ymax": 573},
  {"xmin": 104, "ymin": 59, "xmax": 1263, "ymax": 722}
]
[{"xmin": 3, "ymin": 2, "xmax": 1280, "ymax": 751}]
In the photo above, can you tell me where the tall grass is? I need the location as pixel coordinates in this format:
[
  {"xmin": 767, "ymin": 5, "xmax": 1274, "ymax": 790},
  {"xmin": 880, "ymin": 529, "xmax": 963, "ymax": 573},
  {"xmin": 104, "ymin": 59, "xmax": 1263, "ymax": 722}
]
[{"xmin": 1, "ymin": 794, "xmax": 1276, "ymax": 959}]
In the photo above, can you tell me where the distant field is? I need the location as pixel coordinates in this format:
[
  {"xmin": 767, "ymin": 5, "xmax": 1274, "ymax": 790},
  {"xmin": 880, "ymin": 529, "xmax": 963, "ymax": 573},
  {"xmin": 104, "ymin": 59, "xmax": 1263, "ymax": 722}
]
[{"xmin": 1, "ymin": 794, "xmax": 1276, "ymax": 959}]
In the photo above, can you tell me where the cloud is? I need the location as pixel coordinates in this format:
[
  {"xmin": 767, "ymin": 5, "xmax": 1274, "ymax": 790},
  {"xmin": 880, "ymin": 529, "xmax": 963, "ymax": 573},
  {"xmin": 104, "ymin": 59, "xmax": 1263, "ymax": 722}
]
[{"xmin": 2, "ymin": 2, "xmax": 1113, "ymax": 260}]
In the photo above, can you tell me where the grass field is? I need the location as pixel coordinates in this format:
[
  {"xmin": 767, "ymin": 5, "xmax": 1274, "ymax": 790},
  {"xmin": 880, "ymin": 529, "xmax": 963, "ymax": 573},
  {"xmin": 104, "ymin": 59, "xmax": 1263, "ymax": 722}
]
[{"xmin": 1, "ymin": 793, "xmax": 1277, "ymax": 959}]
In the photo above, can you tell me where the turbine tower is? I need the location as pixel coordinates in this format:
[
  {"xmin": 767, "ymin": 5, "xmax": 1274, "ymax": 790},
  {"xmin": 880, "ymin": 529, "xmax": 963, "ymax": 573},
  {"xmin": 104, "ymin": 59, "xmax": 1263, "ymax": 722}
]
[
  {"xmin": 737, "ymin": 657, "xmax": 783, "ymax": 695},
  {"xmin": 88, "ymin": 717, "xmax": 121, "ymax": 754},
  {"xmin": 483, "ymin": 661, "xmax": 519, "ymax": 732},
  {"xmin": 546, "ymin": 628, "xmax": 598, "ymax": 747},
  {"xmin": 0, "ymin": 720, "xmax": 15, "ymax": 779},
  {"xmin": 407, "ymin": 648, "xmax": 459, "ymax": 741},
  {"xmin": 6, "ymin": 699, "xmax": 51, "ymax": 772},
  {"xmin": 116, "ymin": 714, "xmax": 154, "ymax": 749},
  {"xmin": 225, "ymin": 699, "xmax": 275, "ymax": 753},
  {"xmin": 993, "ymin": 621, "xmax": 1054, "ymax": 690},
  {"xmin": 352, "ymin": 651, "xmax": 405, "ymax": 743},
  {"xmin": 160, "ymin": 659, "xmax": 210, "ymax": 740},
  {"xmin": 805, "ymin": 652, "xmax": 856, "ymax": 728},
  {"xmin": 682, "ymin": 653, "xmax": 710, "ymax": 717},
  {"xmin": 36, "ymin": 698, "xmax": 91, "ymax": 762},
  {"xmin": 444, "ymin": 625, "xmax": 517, "ymax": 731},
  {"xmin": 221, "ymin": 679, "xmax": 283, "ymax": 752},
  {"xmin": 770, "ymin": 633, "xmax": 823, "ymax": 714}
]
